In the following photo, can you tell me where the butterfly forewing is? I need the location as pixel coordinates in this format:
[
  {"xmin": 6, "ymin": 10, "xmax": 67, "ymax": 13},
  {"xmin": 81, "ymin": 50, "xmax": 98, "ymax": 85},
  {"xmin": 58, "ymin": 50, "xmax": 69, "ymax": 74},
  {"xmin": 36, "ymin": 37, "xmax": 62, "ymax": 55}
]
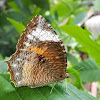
[{"xmin": 6, "ymin": 15, "xmax": 67, "ymax": 88}]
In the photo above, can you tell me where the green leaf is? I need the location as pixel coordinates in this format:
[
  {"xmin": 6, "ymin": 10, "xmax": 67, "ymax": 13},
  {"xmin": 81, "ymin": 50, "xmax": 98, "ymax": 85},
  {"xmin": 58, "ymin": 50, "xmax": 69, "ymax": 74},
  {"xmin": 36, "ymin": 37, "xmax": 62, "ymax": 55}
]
[
  {"xmin": 0, "ymin": 74, "xmax": 21, "ymax": 100},
  {"xmin": 14, "ymin": 0, "xmax": 23, "ymax": 10},
  {"xmin": 8, "ymin": 1, "xmax": 21, "ymax": 13},
  {"xmin": 0, "ymin": 10, "xmax": 25, "ymax": 27},
  {"xmin": 72, "ymin": 12, "xmax": 86, "ymax": 25},
  {"xmin": 0, "ymin": 74, "xmax": 96, "ymax": 100},
  {"xmin": 59, "ymin": 25, "xmax": 100, "ymax": 67},
  {"xmin": 67, "ymin": 68, "xmax": 84, "ymax": 90},
  {"xmin": 74, "ymin": 58, "xmax": 100, "ymax": 82},
  {"xmin": 21, "ymin": 0, "xmax": 49, "ymax": 10},
  {"xmin": 57, "ymin": 31, "xmax": 78, "ymax": 48},
  {"xmin": 14, "ymin": 0, "xmax": 31, "ymax": 16},
  {"xmin": 0, "ymin": 54, "xmax": 4, "ymax": 60},
  {"xmin": 0, "ymin": 60, "xmax": 8, "ymax": 74},
  {"xmin": 7, "ymin": 17, "xmax": 25, "ymax": 35},
  {"xmin": 67, "ymin": 53, "xmax": 78, "ymax": 65},
  {"xmin": 67, "ymin": 83, "xmax": 96, "ymax": 100},
  {"xmin": 51, "ymin": 2, "xmax": 68, "ymax": 17}
]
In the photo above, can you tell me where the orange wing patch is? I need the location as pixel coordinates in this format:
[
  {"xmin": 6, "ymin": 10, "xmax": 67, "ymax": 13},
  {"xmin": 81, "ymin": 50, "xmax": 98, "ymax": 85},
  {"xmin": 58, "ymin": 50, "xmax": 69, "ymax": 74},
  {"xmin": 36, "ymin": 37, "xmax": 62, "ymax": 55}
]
[{"xmin": 28, "ymin": 46, "xmax": 47, "ymax": 55}]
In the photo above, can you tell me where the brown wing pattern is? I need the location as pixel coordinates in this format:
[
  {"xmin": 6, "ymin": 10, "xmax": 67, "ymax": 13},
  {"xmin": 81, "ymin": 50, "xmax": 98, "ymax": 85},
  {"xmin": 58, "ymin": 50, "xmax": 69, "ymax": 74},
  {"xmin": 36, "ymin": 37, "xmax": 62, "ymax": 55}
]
[{"xmin": 6, "ymin": 15, "xmax": 67, "ymax": 88}]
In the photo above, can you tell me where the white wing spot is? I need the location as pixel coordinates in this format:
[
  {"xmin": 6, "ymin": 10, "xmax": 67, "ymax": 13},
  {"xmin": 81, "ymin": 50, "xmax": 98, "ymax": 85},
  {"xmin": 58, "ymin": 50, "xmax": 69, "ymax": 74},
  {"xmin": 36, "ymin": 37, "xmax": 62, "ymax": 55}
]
[
  {"xmin": 27, "ymin": 34, "xmax": 33, "ymax": 40},
  {"xmin": 12, "ymin": 64, "xmax": 17, "ymax": 67},
  {"xmin": 23, "ymin": 42, "xmax": 31, "ymax": 46},
  {"xmin": 15, "ymin": 73, "xmax": 19, "ymax": 76},
  {"xmin": 17, "ymin": 81, "xmax": 21, "ymax": 85},
  {"xmin": 63, "ymin": 50, "xmax": 66, "ymax": 52},
  {"xmin": 31, "ymin": 28, "xmax": 60, "ymax": 42},
  {"xmin": 16, "ymin": 58, "xmax": 21, "ymax": 61},
  {"xmin": 47, "ymin": 24, "xmax": 51, "ymax": 27},
  {"xmin": 56, "ymin": 56, "xmax": 59, "ymax": 59},
  {"xmin": 29, "ymin": 15, "xmax": 60, "ymax": 42}
]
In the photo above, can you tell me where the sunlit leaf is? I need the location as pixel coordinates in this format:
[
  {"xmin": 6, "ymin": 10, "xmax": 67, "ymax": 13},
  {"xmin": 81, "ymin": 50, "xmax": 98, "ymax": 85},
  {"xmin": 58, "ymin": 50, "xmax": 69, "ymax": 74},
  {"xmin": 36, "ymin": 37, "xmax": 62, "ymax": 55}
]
[
  {"xmin": 7, "ymin": 17, "xmax": 25, "ymax": 35},
  {"xmin": 8, "ymin": 1, "xmax": 21, "ymax": 13},
  {"xmin": 60, "ymin": 25, "xmax": 100, "ymax": 68}
]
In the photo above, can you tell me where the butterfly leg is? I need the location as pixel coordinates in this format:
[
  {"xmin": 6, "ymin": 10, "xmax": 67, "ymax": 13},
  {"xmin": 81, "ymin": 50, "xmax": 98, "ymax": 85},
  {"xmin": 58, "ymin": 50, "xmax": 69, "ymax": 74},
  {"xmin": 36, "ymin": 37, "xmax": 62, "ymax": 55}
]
[
  {"xmin": 59, "ymin": 81, "xmax": 70, "ymax": 96},
  {"xmin": 50, "ymin": 83, "xmax": 56, "ymax": 94}
]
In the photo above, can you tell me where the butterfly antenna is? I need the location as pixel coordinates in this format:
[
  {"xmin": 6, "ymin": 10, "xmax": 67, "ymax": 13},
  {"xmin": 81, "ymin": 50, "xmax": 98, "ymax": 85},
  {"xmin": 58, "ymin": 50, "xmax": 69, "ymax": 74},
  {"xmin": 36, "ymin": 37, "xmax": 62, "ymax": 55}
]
[{"xmin": 70, "ymin": 67, "xmax": 84, "ymax": 75}]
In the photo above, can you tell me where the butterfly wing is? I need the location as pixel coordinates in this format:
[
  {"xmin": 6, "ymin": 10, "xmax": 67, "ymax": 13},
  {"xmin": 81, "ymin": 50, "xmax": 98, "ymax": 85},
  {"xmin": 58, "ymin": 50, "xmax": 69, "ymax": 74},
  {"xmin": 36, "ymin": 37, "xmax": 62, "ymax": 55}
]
[{"xmin": 6, "ymin": 15, "xmax": 67, "ymax": 88}]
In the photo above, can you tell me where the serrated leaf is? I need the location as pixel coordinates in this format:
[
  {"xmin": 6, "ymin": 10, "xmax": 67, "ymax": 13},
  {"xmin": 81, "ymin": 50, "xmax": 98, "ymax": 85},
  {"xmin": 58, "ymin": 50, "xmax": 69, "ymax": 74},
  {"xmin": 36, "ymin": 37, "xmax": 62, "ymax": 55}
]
[
  {"xmin": 7, "ymin": 17, "xmax": 25, "ymax": 35},
  {"xmin": 74, "ymin": 58, "xmax": 100, "ymax": 82},
  {"xmin": 59, "ymin": 25, "xmax": 100, "ymax": 67},
  {"xmin": 0, "ymin": 74, "xmax": 96, "ymax": 100}
]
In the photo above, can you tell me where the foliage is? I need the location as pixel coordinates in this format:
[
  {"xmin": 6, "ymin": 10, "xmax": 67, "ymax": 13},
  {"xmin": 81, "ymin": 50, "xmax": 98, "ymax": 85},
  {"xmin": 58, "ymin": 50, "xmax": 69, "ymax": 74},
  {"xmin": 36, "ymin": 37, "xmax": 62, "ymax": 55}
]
[
  {"xmin": 74, "ymin": 58, "xmax": 100, "ymax": 82},
  {"xmin": 7, "ymin": 17, "xmax": 25, "ymax": 35},
  {"xmin": 0, "ymin": 0, "xmax": 99, "ymax": 99},
  {"xmin": 60, "ymin": 25, "xmax": 100, "ymax": 67}
]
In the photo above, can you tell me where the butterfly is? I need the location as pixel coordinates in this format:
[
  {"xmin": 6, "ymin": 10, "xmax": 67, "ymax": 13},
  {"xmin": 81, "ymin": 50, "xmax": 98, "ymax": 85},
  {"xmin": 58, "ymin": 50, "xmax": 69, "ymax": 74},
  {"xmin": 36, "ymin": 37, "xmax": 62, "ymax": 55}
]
[{"xmin": 6, "ymin": 15, "xmax": 70, "ymax": 88}]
